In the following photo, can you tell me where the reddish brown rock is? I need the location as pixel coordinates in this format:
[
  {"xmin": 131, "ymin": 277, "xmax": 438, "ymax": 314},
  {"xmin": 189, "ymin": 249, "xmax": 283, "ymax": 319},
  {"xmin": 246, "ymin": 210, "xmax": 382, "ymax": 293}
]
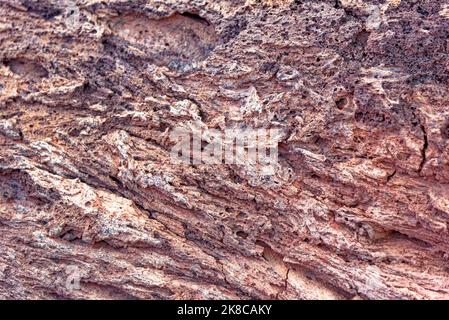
[{"xmin": 0, "ymin": 0, "xmax": 449, "ymax": 299}]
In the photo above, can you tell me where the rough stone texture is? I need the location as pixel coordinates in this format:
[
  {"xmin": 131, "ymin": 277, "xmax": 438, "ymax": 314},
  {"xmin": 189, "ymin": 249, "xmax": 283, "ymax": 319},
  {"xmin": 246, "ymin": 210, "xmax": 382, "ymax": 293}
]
[{"xmin": 0, "ymin": 0, "xmax": 449, "ymax": 300}]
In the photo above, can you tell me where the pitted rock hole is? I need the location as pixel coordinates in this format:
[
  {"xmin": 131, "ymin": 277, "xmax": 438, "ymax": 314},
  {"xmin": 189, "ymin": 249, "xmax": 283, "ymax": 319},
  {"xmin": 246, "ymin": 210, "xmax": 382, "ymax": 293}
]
[
  {"xmin": 5, "ymin": 58, "xmax": 48, "ymax": 80},
  {"xmin": 110, "ymin": 13, "xmax": 217, "ymax": 67}
]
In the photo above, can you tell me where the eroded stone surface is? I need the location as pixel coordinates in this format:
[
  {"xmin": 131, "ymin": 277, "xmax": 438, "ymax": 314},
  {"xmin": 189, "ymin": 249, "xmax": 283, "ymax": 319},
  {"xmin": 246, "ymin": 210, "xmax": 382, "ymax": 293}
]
[{"xmin": 0, "ymin": 0, "xmax": 448, "ymax": 299}]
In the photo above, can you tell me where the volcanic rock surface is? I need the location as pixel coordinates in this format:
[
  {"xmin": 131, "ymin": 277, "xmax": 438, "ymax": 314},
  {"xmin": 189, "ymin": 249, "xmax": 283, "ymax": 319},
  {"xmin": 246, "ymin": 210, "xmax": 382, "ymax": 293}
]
[{"xmin": 0, "ymin": 0, "xmax": 449, "ymax": 299}]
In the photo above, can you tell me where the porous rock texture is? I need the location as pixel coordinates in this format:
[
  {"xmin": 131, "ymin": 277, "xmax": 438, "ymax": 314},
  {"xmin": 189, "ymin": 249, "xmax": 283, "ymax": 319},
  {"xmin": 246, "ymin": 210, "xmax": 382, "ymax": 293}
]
[{"xmin": 0, "ymin": 0, "xmax": 449, "ymax": 300}]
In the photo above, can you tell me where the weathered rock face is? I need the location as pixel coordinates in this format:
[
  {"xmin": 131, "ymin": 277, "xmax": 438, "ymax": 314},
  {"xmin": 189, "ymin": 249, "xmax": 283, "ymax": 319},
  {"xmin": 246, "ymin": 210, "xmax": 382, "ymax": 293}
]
[{"xmin": 0, "ymin": 0, "xmax": 448, "ymax": 300}]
